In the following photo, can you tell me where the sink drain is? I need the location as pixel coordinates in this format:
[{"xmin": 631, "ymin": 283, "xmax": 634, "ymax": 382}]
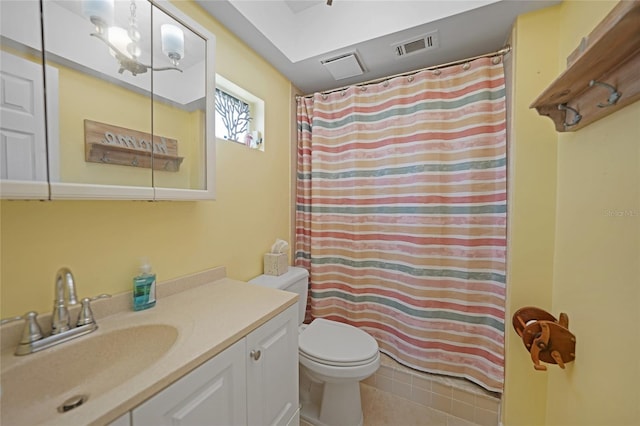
[{"xmin": 58, "ymin": 394, "xmax": 88, "ymax": 413}]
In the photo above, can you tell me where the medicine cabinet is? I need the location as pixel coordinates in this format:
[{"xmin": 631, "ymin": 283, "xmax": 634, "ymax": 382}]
[{"xmin": 0, "ymin": 0, "xmax": 216, "ymax": 200}]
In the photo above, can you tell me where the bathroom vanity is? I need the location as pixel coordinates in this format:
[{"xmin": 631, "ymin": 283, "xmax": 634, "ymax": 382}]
[{"xmin": 0, "ymin": 267, "xmax": 299, "ymax": 425}]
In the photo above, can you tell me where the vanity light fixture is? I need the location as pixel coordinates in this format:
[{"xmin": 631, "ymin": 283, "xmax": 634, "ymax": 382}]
[{"xmin": 82, "ymin": 0, "xmax": 184, "ymax": 76}]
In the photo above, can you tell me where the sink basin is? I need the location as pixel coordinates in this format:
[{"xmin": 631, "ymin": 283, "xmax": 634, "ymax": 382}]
[{"xmin": 0, "ymin": 324, "xmax": 178, "ymax": 425}]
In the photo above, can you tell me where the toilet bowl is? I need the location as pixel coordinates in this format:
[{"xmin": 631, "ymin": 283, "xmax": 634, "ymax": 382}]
[
  {"xmin": 248, "ymin": 267, "xmax": 380, "ymax": 426},
  {"xmin": 299, "ymin": 318, "xmax": 380, "ymax": 426}
]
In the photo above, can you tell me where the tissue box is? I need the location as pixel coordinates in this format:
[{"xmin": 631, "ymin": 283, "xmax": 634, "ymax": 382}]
[{"xmin": 263, "ymin": 253, "xmax": 288, "ymax": 276}]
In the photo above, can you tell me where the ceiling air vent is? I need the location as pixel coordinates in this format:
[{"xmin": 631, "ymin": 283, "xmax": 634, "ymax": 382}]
[{"xmin": 393, "ymin": 30, "xmax": 439, "ymax": 57}]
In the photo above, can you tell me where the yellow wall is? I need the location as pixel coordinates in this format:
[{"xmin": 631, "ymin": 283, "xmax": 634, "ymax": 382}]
[
  {"xmin": 503, "ymin": 5, "xmax": 560, "ymax": 425},
  {"xmin": 55, "ymin": 64, "xmax": 202, "ymax": 188},
  {"xmin": 506, "ymin": 1, "xmax": 640, "ymax": 425},
  {"xmin": 0, "ymin": 0, "xmax": 295, "ymax": 318},
  {"xmin": 548, "ymin": 1, "xmax": 640, "ymax": 425}
]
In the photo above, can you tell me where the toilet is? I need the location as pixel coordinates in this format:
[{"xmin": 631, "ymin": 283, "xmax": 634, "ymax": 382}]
[{"xmin": 249, "ymin": 266, "xmax": 380, "ymax": 426}]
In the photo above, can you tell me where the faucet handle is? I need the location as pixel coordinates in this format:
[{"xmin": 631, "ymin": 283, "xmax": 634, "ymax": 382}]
[
  {"xmin": 21, "ymin": 312, "xmax": 44, "ymax": 344},
  {"xmin": 1, "ymin": 312, "xmax": 43, "ymax": 344},
  {"xmin": 76, "ymin": 298, "xmax": 95, "ymax": 326},
  {"xmin": 1, "ymin": 312, "xmax": 44, "ymax": 344},
  {"xmin": 76, "ymin": 294, "xmax": 112, "ymax": 327}
]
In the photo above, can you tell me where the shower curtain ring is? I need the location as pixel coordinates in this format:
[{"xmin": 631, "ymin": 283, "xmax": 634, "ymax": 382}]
[{"xmin": 558, "ymin": 103, "xmax": 582, "ymax": 128}]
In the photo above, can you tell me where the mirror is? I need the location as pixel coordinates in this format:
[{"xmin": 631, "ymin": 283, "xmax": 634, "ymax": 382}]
[
  {"xmin": 151, "ymin": 4, "xmax": 207, "ymax": 192},
  {"xmin": 1, "ymin": 0, "xmax": 215, "ymax": 200},
  {"xmin": 0, "ymin": 0, "xmax": 49, "ymax": 199},
  {"xmin": 44, "ymin": 0, "xmax": 211, "ymax": 199}
]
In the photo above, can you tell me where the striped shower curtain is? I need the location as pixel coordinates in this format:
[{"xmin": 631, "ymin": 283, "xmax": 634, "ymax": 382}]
[{"xmin": 295, "ymin": 57, "xmax": 506, "ymax": 392}]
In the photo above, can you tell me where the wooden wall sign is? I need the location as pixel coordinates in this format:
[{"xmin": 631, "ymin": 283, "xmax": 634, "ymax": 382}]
[{"xmin": 84, "ymin": 120, "xmax": 184, "ymax": 172}]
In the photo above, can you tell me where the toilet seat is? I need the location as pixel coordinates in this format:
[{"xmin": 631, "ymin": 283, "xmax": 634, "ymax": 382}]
[{"xmin": 299, "ymin": 318, "xmax": 379, "ymax": 367}]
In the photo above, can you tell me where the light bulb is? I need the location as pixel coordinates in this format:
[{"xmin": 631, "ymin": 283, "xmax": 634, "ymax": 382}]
[
  {"xmin": 127, "ymin": 42, "xmax": 141, "ymax": 59},
  {"xmin": 107, "ymin": 27, "xmax": 133, "ymax": 59},
  {"xmin": 161, "ymin": 24, "xmax": 184, "ymax": 65},
  {"xmin": 82, "ymin": 0, "xmax": 114, "ymax": 32}
]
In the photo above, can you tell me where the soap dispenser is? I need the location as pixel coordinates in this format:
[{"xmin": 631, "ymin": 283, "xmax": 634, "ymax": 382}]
[{"xmin": 133, "ymin": 258, "xmax": 156, "ymax": 311}]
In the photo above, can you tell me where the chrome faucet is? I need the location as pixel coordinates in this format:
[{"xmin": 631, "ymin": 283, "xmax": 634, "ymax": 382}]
[
  {"xmin": 0, "ymin": 267, "xmax": 110, "ymax": 356},
  {"xmin": 52, "ymin": 267, "xmax": 79, "ymax": 334}
]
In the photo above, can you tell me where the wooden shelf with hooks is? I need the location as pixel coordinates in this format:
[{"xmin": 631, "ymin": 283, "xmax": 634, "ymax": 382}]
[
  {"xmin": 530, "ymin": 1, "xmax": 640, "ymax": 132},
  {"xmin": 84, "ymin": 120, "xmax": 184, "ymax": 172}
]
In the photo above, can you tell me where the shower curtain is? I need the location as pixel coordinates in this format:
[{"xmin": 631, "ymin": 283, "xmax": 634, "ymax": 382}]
[{"xmin": 295, "ymin": 57, "xmax": 506, "ymax": 392}]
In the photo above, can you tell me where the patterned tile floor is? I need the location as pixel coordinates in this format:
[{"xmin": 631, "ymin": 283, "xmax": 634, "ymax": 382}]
[
  {"xmin": 361, "ymin": 383, "xmax": 480, "ymax": 426},
  {"xmin": 300, "ymin": 383, "xmax": 483, "ymax": 426}
]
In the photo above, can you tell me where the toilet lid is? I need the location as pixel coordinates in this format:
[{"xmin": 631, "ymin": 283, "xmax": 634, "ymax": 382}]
[{"xmin": 299, "ymin": 319, "xmax": 379, "ymax": 366}]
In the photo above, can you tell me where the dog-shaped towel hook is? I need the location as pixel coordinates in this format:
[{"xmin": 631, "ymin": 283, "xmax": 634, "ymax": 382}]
[{"xmin": 512, "ymin": 307, "xmax": 576, "ymax": 371}]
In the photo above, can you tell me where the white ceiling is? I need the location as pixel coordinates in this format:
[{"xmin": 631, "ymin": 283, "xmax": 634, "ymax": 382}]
[{"xmin": 196, "ymin": 0, "xmax": 560, "ymax": 94}]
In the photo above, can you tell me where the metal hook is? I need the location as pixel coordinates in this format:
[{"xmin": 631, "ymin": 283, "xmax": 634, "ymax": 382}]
[
  {"xmin": 100, "ymin": 152, "xmax": 110, "ymax": 163},
  {"xmin": 589, "ymin": 80, "xmax": 621, "ymax": 108},
  {"xmin": 558, "ymin": 103, "xmax": 582, "ymax": 128}
]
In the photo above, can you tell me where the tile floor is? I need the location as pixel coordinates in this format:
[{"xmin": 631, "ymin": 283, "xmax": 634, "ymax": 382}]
[
  {"xmin": 361, "ymin": 354, "xmax": 501, "ymax": 426},
  {"xmin": 361, "ymin": 383, "xmax": 475, "ymax": 426},
  {"xmin": 301, "ymin": 354, "xmax": 501, "ymax": 426}
]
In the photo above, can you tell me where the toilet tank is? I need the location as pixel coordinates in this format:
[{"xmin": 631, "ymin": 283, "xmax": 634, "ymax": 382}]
[{"xmin": 248, "ymin": 267, "xmax": 309, "ymax": 325}]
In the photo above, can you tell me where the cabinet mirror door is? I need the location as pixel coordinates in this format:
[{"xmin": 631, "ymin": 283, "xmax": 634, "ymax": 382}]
[
  {"xmin": 151, "ymin": 4, "xmax": 210, "ymax": 198},
  {"xmin": 0, "ymin": 0, "xmax": 49, "ymax": 199},
  {"xmin": 43, "ymin": 0, "xmax": 155, "ymax": 199}
]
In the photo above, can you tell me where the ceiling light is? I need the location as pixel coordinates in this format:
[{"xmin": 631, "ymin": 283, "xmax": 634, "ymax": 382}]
[
  {"xmin": 161, "ymin": 24, "xmax": 185, "ymax": 67},
  {"xmin": 82, "ymin": 0, "xmax": 114, "ymax": 33},
  {"xmin": 83, "ymin": 0, "xmax": 184, "ymax": 76},
  {"xmin": 107, "ymin": 27, "xmax": 133, "ymax": 59}
]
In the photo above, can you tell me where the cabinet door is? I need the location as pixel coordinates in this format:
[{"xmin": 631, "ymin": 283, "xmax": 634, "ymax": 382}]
[
  {"xmin": 0, "ymin": 0, "xmax": 49, "ymax": 199},
  {"xmin": 132, "ymin": 339, "xmax": 247, "ymax": 426},
  {"xmin": 246, "ymin": 304, "xmax": 299, "ymax": 426}
]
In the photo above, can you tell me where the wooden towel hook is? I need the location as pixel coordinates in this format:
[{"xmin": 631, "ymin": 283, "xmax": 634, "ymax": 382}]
[{"xmin": 513, "ymin": 307, "xmax": 576, "ymax": 371}]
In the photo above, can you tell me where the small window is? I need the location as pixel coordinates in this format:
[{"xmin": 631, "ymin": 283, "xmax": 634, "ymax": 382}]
[{"xmin": 215, "ymin": 75, "xmax": 264, "ymax": 150}]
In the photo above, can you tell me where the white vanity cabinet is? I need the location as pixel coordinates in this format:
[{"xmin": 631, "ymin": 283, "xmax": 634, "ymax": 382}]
[
  {"xmin": 246, "ymin": 302, "xmax": 299, "ymax": 426},
  {"xmin": 130, "ymin": 304, "xmax": 299, "ymax": 426},
  {"xmin": 131, "ymin": 339, "xmax": 247, "ymax": 425}
]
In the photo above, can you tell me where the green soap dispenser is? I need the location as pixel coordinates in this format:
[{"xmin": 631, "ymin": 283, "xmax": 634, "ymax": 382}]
[{"xmin": 133, "ymin": 258, "xmax": 156, "ymax": 311}]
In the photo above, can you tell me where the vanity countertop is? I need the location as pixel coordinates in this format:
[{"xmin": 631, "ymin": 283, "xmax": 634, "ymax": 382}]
[{"xmin": 0, "ymin": 267, "xmax": 298, "ymax": 426}]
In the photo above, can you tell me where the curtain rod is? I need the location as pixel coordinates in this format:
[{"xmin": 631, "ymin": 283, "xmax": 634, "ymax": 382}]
[{"xmin": 297, "ymin": 44, "xmax": 511, "ymax": 99}]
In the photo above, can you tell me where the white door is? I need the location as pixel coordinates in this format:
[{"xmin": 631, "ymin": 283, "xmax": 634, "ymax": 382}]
[
  {"xmin": 132, "ymin": 339, "xmax": 247, "ymax": 426},
  {"xmin": 0, "ymin": 51, "xmax": 47, "ymax": 182},
  {"xmin": 246, "ymin": 304, "xmax": 299, "ymax": 426}
]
